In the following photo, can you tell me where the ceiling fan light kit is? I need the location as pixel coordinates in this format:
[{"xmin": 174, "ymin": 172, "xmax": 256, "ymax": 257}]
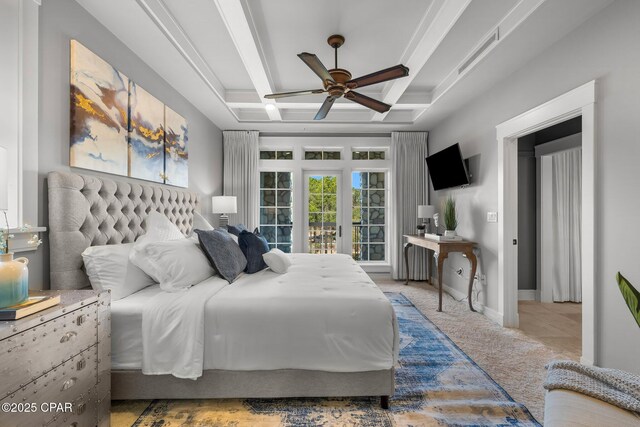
[{"xmin": 265, "ymin": 34, "xmax": 409, "ymax": 120}]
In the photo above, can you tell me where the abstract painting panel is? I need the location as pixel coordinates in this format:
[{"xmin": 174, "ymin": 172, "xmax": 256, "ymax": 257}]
[
  {"xmin": 164, "ymin": 106, "xmax": 189, "ymax": 187},
  {"xmin": 128, "ymin": 82, "xmax": 165, "ymax": 183},
  {"xmin": 70, "ymin": 40, "xmax": 129, "ymax": 176}
]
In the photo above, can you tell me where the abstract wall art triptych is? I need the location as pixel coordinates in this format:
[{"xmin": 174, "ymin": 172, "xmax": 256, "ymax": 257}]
[{"xmin": 70, "ymin": 40, "xmax": 188, "ymax": 187}]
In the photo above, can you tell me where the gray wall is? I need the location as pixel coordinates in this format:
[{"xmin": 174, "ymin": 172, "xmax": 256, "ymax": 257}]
[
  {"xmin": 517, "ymin": 136, "xmax": 536, "ymax": 291},
  {"xmin": 27, "ymin": 0, "xmax": 223, "ymax": 289},
  {"xmin": 428, "ymin": 0, "xmax": 640, "ymax": 373}
]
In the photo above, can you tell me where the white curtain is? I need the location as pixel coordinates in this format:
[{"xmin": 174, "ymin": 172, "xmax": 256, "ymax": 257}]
[
  {"xmin": 390, "ymin": 131, "xmax": 429, "ymax": 280},
  {"xmin": 551, "ymin": 148, "xmax": 582, "ymax": 302},
  {"xmin": 223, "ymin": 130, "xmax": 259, "ymax": 229}
]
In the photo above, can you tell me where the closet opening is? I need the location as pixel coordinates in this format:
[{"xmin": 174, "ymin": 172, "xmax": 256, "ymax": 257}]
[{"xmin": 517, "ymin": 116, "xmax": 583, "ymax": 357}]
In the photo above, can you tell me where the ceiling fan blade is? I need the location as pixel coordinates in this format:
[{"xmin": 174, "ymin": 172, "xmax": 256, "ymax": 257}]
[
  {"xmin": 314, "ymin": 96, "xmax": 337, "ymax": 120},
  {"xmin": 346, "ymin": 64, "xmax": 409, "ymax": 89},
  {"xmin": 264, "ymin": 89, "xmax": 325, "ymax": 99},
  {"xmin": 298, "ymin": 53, "xmax": 335, "ymax": 84},
  {"xmin": 345, "ymin": 91, "xmax": 391, "ymax": 114}
]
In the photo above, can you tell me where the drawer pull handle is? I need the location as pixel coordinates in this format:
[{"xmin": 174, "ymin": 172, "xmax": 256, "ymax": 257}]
[
  {"xmin": 76, "ymin": 314, "xmax": 86, "ymax": 326},
  {"xmin": 76, "ymin": 402, "xmax": 86, "ymax": 415},
  {"xmin": 61, "ymin": 377, "xmax": 77, "ymax": 391},
  {"xmin": 69, "ymin": 423, "xmax": 78, "ymax": 427},
  {"xmin": 76, "ymin": 359, "xmax": 86, "ymax": 371},
  {"xmin": 60, "ymin": 331, "xmax": 77, "ymax": 343}
]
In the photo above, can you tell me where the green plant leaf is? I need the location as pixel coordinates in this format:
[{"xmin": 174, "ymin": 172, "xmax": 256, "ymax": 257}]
[
  {"xmin": 617, "ymin": 272, "xmax": 640, "ymax": 328},
  {"xmin": 443, "ymin": 195, "xmax": 457, "ymax": 230}
]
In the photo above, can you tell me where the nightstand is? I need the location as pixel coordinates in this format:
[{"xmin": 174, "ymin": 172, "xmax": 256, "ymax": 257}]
[{"xmin": 0, "ymin": 290, "xmax": 111, "ymax": 427}]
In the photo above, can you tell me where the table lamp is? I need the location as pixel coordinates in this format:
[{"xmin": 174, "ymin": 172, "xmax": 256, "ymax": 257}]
[
  {"xmin": 211, "ymin": 196, "xmax": 237, "ymax": 228},
  {"xmin": 417, "ymin": 205, "xmax": 435, "ymax": 234}
]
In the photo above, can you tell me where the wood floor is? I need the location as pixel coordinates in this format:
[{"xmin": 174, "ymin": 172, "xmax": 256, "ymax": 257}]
[{"xmin": 518, "ymin": 300, "xmax": 582, "ymax": 356}]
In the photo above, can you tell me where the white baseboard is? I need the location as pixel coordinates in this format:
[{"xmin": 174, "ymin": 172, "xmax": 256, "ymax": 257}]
[
  {"xmin": 441, "ymin": 282, "xmax": 471, "ymax": 303},
  {"xmin": 361, "ymin": 264, "xmax": 391, "ymax": 274},
  {"xmin": 482, "ymin": 306, "xmax": 505, "ymax": 326},
  {"xmin": 580, "ymin": 356, "xmax": 594, "ymax": 366},
  {"xmin": 439, "ymin": 282, "xmax": 504, "ymax": 326},
  {"xmin": 518, "ymin": 290, "xmax": 538, "ymax": 301}
]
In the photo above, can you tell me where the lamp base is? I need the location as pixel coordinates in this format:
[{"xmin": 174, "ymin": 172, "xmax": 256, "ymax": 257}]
[{"xmin": 218, "ymin": 214, "xmax": 229, "ymax": 228}]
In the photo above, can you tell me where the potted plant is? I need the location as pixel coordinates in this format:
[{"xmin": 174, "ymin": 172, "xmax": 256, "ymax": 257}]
[{"xmin": 443, "ymin": 195, "xmax": 458, "ymax": 238}]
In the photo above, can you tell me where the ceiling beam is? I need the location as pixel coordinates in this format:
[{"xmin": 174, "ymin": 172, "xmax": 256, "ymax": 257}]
[
  {"xmin": 135, "ymin": 0, "xmax": 231, "ymax": 114},
  {"xmin": 371, "ymin": 0, "xmax": 472, "ymax": 121},
  {"xmin": 225, "ymin": 90, "xmax": 431, "ymax": 111},
  {"xmin": 213, "ymin": 0, "xmax": 281, "ymax": 121}
]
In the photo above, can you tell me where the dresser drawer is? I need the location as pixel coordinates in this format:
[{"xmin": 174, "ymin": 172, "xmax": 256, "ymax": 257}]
[
  {"xmin": 0, "ymin": 304, "xmax": 98, "ymax": 398},
  {"xmin": 0, "ymin": 346, "xmax": 98, "ymax": 427},
  {"xmin": 43, "ymin": 390, "xmax": 98, "ymax": 427}
]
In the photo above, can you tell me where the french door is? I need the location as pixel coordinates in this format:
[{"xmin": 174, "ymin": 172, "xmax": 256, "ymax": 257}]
[{"xmin": 303, "ymin": 172, "xmax": 342, "ymax": 254}]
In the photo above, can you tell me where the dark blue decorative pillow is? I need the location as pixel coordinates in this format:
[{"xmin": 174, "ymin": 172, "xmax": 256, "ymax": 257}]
[
  {"xmin": 238, "ymin": 228, "xmax": 270, "ymax": 274},
  {"xmin": 227, "ymin": 224, "xmax": 248, "ymax": 236},
  {"xmin": 195, "ymin": 229, "xmax": 247, "ymax": 283}
]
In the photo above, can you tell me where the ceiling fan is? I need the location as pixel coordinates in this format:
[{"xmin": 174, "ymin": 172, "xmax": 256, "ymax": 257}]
[{"xmin": 264, "ymin": 34, "xmax": 409, "ymax": 120}]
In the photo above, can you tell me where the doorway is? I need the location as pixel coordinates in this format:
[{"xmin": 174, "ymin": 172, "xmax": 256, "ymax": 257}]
[
  {"xmin": 304, "ymin": 172, "xmax": 342, "ymax": 254},
  {"xmin": 517, "ymin": 118, "xmax": 583, "ymax": 357},
  {"xmin": 496, "ymin": 80, "xmax": 596, "ymax": 365}
]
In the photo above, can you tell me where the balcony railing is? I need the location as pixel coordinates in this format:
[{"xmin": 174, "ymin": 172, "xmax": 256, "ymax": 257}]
[{"xmin": 307, "ymin": 222, "xmax": 365, "ymax": 259}]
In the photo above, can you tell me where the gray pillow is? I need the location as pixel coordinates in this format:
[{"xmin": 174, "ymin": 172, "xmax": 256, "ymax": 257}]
[{"xmin": 195, "ymin": 229, "xmax": 247, "ymax": 283}]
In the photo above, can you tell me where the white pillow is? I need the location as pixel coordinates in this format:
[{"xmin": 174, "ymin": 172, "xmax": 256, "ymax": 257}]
[
  {"xmin": 82, "ymin": 243, "xmax": 155, "ymax": 300},
  {"xmin": 131, "ymin": 211, "xmax": 185, "ymax": 282},
  {"xmin": 262, "ymin": 248, "xmax": 292, "ymax": 274},
  {"xmin": 139, "ymin": 238, "xmax": 215, "ymax": 292},
  {"xmin": 192, "ymin": 211, "xmax": 214, "ymax": 233}
]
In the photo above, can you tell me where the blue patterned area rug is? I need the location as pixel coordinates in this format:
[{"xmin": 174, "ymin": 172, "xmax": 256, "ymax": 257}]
[{"xmin": 127, "ymin": 293, "xmax": 540, "ymax": 426}]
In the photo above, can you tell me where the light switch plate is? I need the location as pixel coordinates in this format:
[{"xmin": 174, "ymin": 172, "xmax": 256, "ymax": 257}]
[{"xmin": 487, "ymin": 212, "xmax": 498, "ymax": 223}]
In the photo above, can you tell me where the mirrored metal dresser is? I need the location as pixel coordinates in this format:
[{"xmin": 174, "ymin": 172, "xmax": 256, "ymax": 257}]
[{"xmin": 0, "ymin": 290, "xmax": 111, "ymax": 427}]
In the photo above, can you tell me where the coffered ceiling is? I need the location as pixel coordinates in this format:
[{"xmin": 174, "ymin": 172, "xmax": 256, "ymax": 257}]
[{"xmin": 75, "ymin": 0, "xmax": 613, "ymax": 132}]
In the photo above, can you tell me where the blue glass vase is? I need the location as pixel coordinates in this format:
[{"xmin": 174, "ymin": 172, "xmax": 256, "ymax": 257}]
[{"xmin": 0, "ymin": 253, "xmax": 29, "ymax": 308}]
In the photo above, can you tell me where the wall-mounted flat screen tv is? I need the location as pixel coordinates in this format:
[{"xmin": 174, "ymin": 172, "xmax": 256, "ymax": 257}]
[{"xmin": 426, "ymin": 143, "xmax": 470, "ymax": 191}]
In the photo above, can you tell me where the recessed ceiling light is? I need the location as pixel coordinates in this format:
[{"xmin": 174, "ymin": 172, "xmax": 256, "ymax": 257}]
[{"xmin": 265, "ymin": 104, "xmax": 276, "ymax": 111}]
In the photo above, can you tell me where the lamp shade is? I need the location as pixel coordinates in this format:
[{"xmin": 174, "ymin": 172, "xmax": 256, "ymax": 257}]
[
  {"xmin": 211, "ymin": 196, "xmax": 237, "ymax": 214},
  {"xmin": 0, "ymin": 147, "xmax": 8, "ymax": 211},
  {"xmin": 417, "ymin": 205, "xmax": 435, "ymax": 219}
]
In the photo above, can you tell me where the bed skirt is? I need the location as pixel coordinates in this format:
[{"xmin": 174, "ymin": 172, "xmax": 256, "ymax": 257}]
[{"xmin": 112, "ymin": 368, "xmax": 395, "ymax": 400}]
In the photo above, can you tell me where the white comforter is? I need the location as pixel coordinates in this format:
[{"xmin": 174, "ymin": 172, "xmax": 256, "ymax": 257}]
[{"xmin": 141, "ymin": 254, "xmax": 398, "ymax": 380}]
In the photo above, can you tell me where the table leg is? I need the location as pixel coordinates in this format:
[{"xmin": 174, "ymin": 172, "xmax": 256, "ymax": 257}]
[
  {"xmin": 403, "ymin": 242, "xmax": 413, "ymax": 285},
  {"xmin": 426, "ymin": 249, "xmax": 431, "ymax": 285},
  {"xmin": 466, "ymin": 249, "xmax": 478, "ymax": 312},
  {"xmin": 437, "ymin": 252, "xmax": 447, "ymax": 312}
]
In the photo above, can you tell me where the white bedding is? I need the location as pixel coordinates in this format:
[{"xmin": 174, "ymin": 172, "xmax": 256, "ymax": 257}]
[
  {"xmin": 112, "ymin": 254, "xmax": 398, "ymax": 379},
  {"xmin": 111, "ymin": 284, "xmax": 162, "ymax": 369}
]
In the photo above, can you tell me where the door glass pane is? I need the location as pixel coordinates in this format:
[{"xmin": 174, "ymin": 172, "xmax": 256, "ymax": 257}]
[
  {"xmin": 276, "ymin": 150, "xmax": 293, "ymax": 160},
  {"xmin": 323, "ymin": 151, "xmax": 341, "ymax": 160},
  {"xmin": 308, "ymin": 175, "xmax": 338, "ymax": 255},
  {"xmin": 259, "ymin": 172, "xmax": 293, "ymax": 251},
  {"xmin": 352, "ymin": 171, "xmax": 387, "ymax": 262},
  {"xmin": 260, "ymin": 150, "xmax": 276, "ymax": 160}
]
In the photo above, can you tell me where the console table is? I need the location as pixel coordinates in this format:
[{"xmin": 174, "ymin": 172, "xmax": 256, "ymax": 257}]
[{"xmin": 403, "ymin": 234, "xmax": 478, "ymax": 312}]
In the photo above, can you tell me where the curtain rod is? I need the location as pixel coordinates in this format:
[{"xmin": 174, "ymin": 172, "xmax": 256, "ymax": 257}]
[{"xmin": 259, "ymin": 132, "xmax": 392, "ymax": 138}]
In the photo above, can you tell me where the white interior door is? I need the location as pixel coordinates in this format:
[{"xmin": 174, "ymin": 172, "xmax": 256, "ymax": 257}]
[{"xmin": 304, "ymin": 172, "xmax": 342, "ymax": 254}]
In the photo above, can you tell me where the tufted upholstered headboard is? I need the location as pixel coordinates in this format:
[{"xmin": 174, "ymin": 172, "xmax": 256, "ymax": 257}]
[{"xmin": 47, "ymin": 171, "xmax": 199, "ymax": 290}]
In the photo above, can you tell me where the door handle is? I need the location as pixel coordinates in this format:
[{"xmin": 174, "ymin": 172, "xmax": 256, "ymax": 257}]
[{"xmin": 338, "ymin": 225, "xmax": 342, "ymax": 237}]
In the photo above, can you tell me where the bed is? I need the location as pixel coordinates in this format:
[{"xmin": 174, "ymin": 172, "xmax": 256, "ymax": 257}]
[{"xmin": 47, "ymin": 171, "xmax": 397, "ymax": 407}]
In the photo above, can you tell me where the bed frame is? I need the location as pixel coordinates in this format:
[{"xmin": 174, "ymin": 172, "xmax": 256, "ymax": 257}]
[{"xmin": 47, "ymin": 171, "xmax": 394, "ymax": 408}]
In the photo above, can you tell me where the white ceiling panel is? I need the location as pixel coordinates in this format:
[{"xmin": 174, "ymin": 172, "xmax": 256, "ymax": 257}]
[
  {"xmin": 163, "ymin": 0, "xmax": 253, "ymax": 90},
  {"xmin": 245, "ymin": 0, "xmax": 434, "ymax": 92},
  {"xmin": 409, "ymin": 0, "xmax": 517, "ymax": 91},
  {"xmin": 74, "ymin": 0, "xmax": 614, "ymax": 131}
]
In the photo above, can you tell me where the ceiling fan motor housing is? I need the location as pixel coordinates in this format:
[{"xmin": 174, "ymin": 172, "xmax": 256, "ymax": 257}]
[{"xmin": 326, "ymin": 68, "xmax": 352, "ymax": 97}]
